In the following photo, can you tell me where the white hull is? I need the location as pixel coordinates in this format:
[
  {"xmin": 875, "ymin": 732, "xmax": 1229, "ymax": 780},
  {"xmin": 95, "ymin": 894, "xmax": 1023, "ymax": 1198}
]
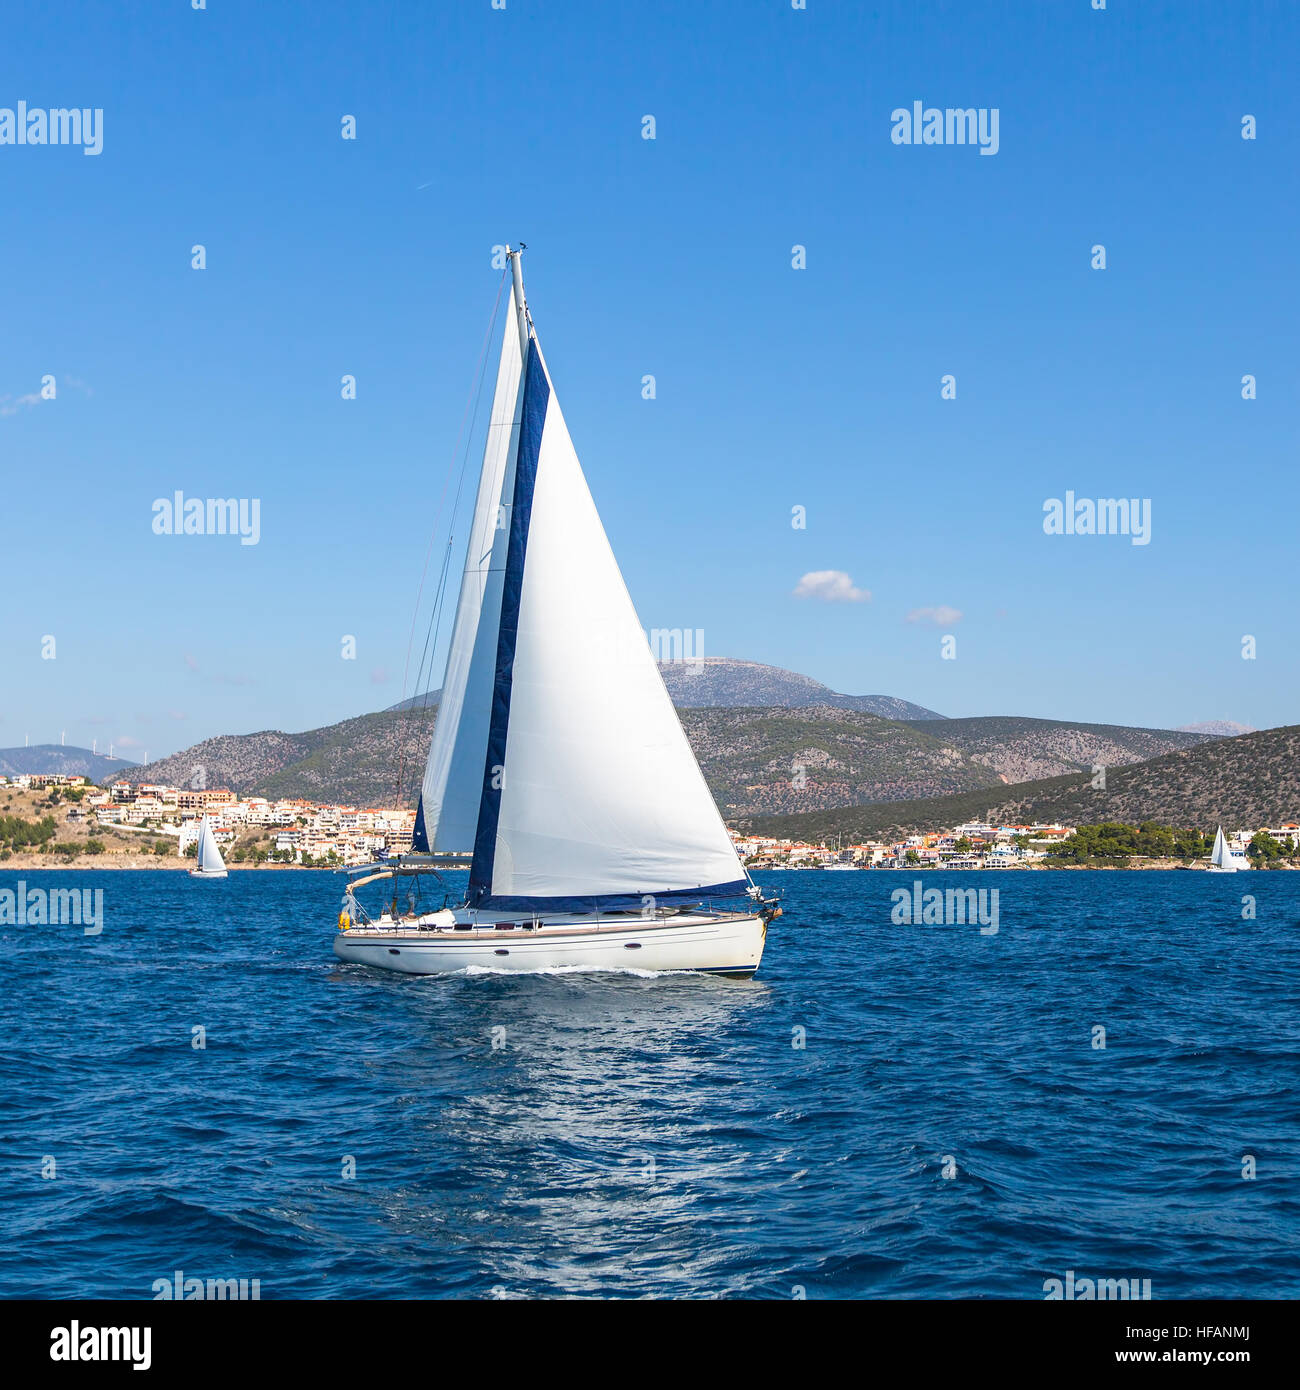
[
  {"xmin": 189, "ymin": 868, "xmax": 228, "ymax": 879},
  {"xmin": 1206, "ymin": 864, "xmax": 1240, "ymax": 873},
  {"xmin": 333, "ymin": 909, "xmax": 767, "ymax": 977}
]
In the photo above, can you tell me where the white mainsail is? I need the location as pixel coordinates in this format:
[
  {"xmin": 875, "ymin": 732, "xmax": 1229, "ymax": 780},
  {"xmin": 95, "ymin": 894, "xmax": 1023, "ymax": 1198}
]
[
  {"xmin": 412, "ymin": 252, "xmax": 747, "ymax": 908},
  {"xmin": 1210, "ymin": 825, "xmax": 1232, "ymax": 870},
  {"xmin": 194, "ymin": 815, "xmax": 227, "ymax": 875},
  {"xmin": 414, "ymin": 281, "xmax": 526, "ymax": 853}
]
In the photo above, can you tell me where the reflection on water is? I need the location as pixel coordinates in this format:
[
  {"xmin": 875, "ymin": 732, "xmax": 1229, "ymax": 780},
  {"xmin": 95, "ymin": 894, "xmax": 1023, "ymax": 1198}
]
[{"xmin": 364, "ymin": 971, "xmax": 770, "ymax": 1297}]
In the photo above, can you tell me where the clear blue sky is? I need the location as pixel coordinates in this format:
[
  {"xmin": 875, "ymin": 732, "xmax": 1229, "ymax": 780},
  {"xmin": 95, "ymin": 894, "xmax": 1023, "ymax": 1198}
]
[{"xmin": 2, "ymin": 0, "xmax": 1296, "ymax": 761}]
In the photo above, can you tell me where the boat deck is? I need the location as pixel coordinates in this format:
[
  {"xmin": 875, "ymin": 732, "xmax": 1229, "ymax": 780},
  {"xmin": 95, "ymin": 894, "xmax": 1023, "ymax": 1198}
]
[{"xmin": 339, "ymin": 908, "xmax": 760, "ymax": 942}]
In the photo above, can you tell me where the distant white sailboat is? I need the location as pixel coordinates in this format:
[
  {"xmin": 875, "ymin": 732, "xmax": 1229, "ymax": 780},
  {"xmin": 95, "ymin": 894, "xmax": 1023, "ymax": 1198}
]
[
  {"xmin": 189, "ymin": 814, "xmax": 228, "ymax": 879},
  {"xmin": 822, "ymin": 834, "xmax": 860, "ymax": 869},
  {"xmin": 333, "ymin": 248, "xmax": 778, "ymax": 976},
  {"xmin": 1207, "ymin": 825, "xmax": 1247, "ymax": 874}
]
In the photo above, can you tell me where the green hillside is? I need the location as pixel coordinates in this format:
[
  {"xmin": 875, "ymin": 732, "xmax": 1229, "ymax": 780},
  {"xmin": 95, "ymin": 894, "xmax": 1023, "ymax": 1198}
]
[
  {"xmin": 680, "ymin": 707, "xmax": 1001, "ymax": 815},
  {"xmin": 897, "ymin": 715, "xmax": 1212, "ymax": 783},
  {"xmin": 745, "ymin": 724, "xmax": 1300, "ymax": 840}
]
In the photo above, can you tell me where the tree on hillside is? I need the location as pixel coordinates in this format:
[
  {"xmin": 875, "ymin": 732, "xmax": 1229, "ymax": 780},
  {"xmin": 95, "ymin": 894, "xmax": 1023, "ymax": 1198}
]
[
  {"xmin": 1050, "ymin": 822, "xmax": 1141, "ymax": 861},
  {"xmin": 0, "ymin": 814, "xmax": 58, "ymax": 850},
  {"xmin": 1137, "ymin": 821, "xmax": 1175, "ymax": 858},
  {"xmin": 1248, "ymin": 830, "xmax": 1284, "ymax": 863},
  {"xmin": 1173, "ymin": 828, "xmax": 1210, "ymax": 859}
]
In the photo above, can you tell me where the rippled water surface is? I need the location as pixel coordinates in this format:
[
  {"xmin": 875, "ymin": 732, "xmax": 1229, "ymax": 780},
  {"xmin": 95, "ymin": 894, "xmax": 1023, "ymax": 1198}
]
[{"xmin": 3, "ymin": 868, "xmax": 1298, "ymax": 1299}]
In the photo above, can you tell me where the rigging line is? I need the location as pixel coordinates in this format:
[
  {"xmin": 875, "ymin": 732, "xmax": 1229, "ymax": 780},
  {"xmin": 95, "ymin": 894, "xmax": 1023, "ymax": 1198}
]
[
  {"xmin": 406, "ymin": 534, "xmax": 456, "ymax": 745},
  {"xmin": 408, "ymin": 287, "xmax": 501, "ymax": 730},
  {"xmin": 402, "ymin": 305, "xmax": 499, "ymax": 802},
  {"xmin": 407, "ymin": 282, "xmax": 505, "ymax": 739},
  {"xmin": 398, "ymin": 266, "xmax": 508, "ymax": 714},
  {"xmin": 395, "ymin": 297, "xmax": 506, "ymax": 816},
  {"xmin": 393, "ymin": 267, "xmax": 509, "ymax": 807}
]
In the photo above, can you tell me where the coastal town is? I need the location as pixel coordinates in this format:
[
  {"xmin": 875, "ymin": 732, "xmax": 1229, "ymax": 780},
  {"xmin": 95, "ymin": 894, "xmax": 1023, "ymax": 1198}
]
[
  {"xmin": 734, "ymin": 821, "xmax": 1295, "ymax": 868},
  {"xmin": 733, "ymin": 824, "xmax": 1073, "ymax": 869},
  {"xmin": 3, "ymin": 771, "xmax": 1296, "ymax": 870},
  {"xmin": 0, "ymin": 773, "xmax": 416, "ymax": 867}
]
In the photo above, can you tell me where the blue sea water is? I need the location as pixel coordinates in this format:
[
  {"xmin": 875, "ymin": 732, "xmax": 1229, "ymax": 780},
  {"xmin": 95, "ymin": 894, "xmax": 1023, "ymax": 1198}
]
[{"xmin": 1, "ymin": 867, "xmax": 1298, "ymax": 1300}]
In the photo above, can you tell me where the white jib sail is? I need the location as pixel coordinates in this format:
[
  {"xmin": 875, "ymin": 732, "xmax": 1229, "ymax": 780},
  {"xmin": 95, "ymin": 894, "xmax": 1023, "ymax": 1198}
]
[
  {"xmin": 482, "ymin": 350, "xmax": 746, "ymax": 903},
  {"xmin": 196, "ymin": 815, "xmax": 226, "ymax": 874},
  {"xmin": 1210, "ymin": 826, "xmax": 1229, "ymax": 867},
  {"xmin": 416, "ymin": 282, "xmax": 526, "ymax": 851}
]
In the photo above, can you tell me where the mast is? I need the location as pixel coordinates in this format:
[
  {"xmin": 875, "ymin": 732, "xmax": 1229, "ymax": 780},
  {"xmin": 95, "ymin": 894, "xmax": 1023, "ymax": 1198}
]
[{"xmin": 507, "ymin": 244, "xmax": 530, "ymax": 356}]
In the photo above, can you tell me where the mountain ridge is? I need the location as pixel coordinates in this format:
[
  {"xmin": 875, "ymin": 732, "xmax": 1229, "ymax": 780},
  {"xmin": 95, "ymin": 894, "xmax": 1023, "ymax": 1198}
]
[
  {"xmin": 388, "ymin": 658, "xmax": 945, "ymax": 722},
  {"xmin": 0, "ymin": 744, "xmax": 139, "ymax": 782},
  {"xmin": 101, "ymin": 656, "xmax": 1240, "ymax": 816},
  {"xmin": 743, "ymin": 723, "xmax": 1300, "ymax": 840},
  {"xmin": 898, "ymin": 715, "xmax": 1213, "ymax": 784},
  {"xmin": 655, "ymin": 657, "xmax": 946, "ymax": 720},
  {"xmin": 107, "ymin": 705, "xmax": 1224, "ymax": 819}
]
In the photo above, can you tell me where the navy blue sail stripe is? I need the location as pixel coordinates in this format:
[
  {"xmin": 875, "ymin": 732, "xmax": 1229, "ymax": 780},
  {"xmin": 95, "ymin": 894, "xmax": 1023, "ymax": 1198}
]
[
  {"xmin": 473, "ymin": 881, "xmax": 752, "ymax": 913},
  {"xmin": 411, "ymin": 792, "xmax": 429, "ymax": 853},
  {"xmin": 467, "ymin": 338, "xmax": 549, "ymax": 906}
]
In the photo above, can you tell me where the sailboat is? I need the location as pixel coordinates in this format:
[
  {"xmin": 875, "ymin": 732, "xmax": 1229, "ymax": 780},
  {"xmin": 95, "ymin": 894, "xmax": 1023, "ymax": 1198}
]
[
  {"xmin": 333, "ymin": 248, "xmax": 778, "ymax": 976},
  {"xmin": 822, "ymin": 833, "xmax": 860, "ymax": 868},
  {"xmin": 1207, "ymin": 825, "xmax": 1247, "ymax": 874},
  {"xmin": 189, "ymin": 814, "xmax": 228, "ymax": 879}
]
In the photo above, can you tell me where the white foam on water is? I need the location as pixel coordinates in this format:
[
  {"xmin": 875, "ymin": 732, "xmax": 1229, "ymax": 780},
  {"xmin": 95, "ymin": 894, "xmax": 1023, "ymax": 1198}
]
[{"xmin": 456, "ymin": 962, "xmax": 671, "ymax": 979}]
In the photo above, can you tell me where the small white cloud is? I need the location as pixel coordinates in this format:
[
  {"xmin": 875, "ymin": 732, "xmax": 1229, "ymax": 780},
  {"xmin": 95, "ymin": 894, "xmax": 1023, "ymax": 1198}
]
[
  {"xmin": 0, "ymin": 392, "xmax": 42, "ymax": 418},
  {"xmin": 0, "ymin": 379, "xmax": 90, "ymax": 416},
  {"xmin": 116, "ymin": 735, "xmax": 144, "ymax": 749},
  {"xmin": 792, "ymin": 570, "xmax": 871, "ymax": 603},
  {"xmin": 906, "ymin": 605, "xmax": 963, "ymax": 626}
]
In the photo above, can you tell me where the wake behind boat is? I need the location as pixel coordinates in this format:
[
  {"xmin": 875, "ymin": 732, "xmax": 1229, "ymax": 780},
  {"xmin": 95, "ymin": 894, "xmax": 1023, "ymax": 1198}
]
[{"xmin": 333, "ymin": 248, "xmax": 778, "ymax": 977}]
